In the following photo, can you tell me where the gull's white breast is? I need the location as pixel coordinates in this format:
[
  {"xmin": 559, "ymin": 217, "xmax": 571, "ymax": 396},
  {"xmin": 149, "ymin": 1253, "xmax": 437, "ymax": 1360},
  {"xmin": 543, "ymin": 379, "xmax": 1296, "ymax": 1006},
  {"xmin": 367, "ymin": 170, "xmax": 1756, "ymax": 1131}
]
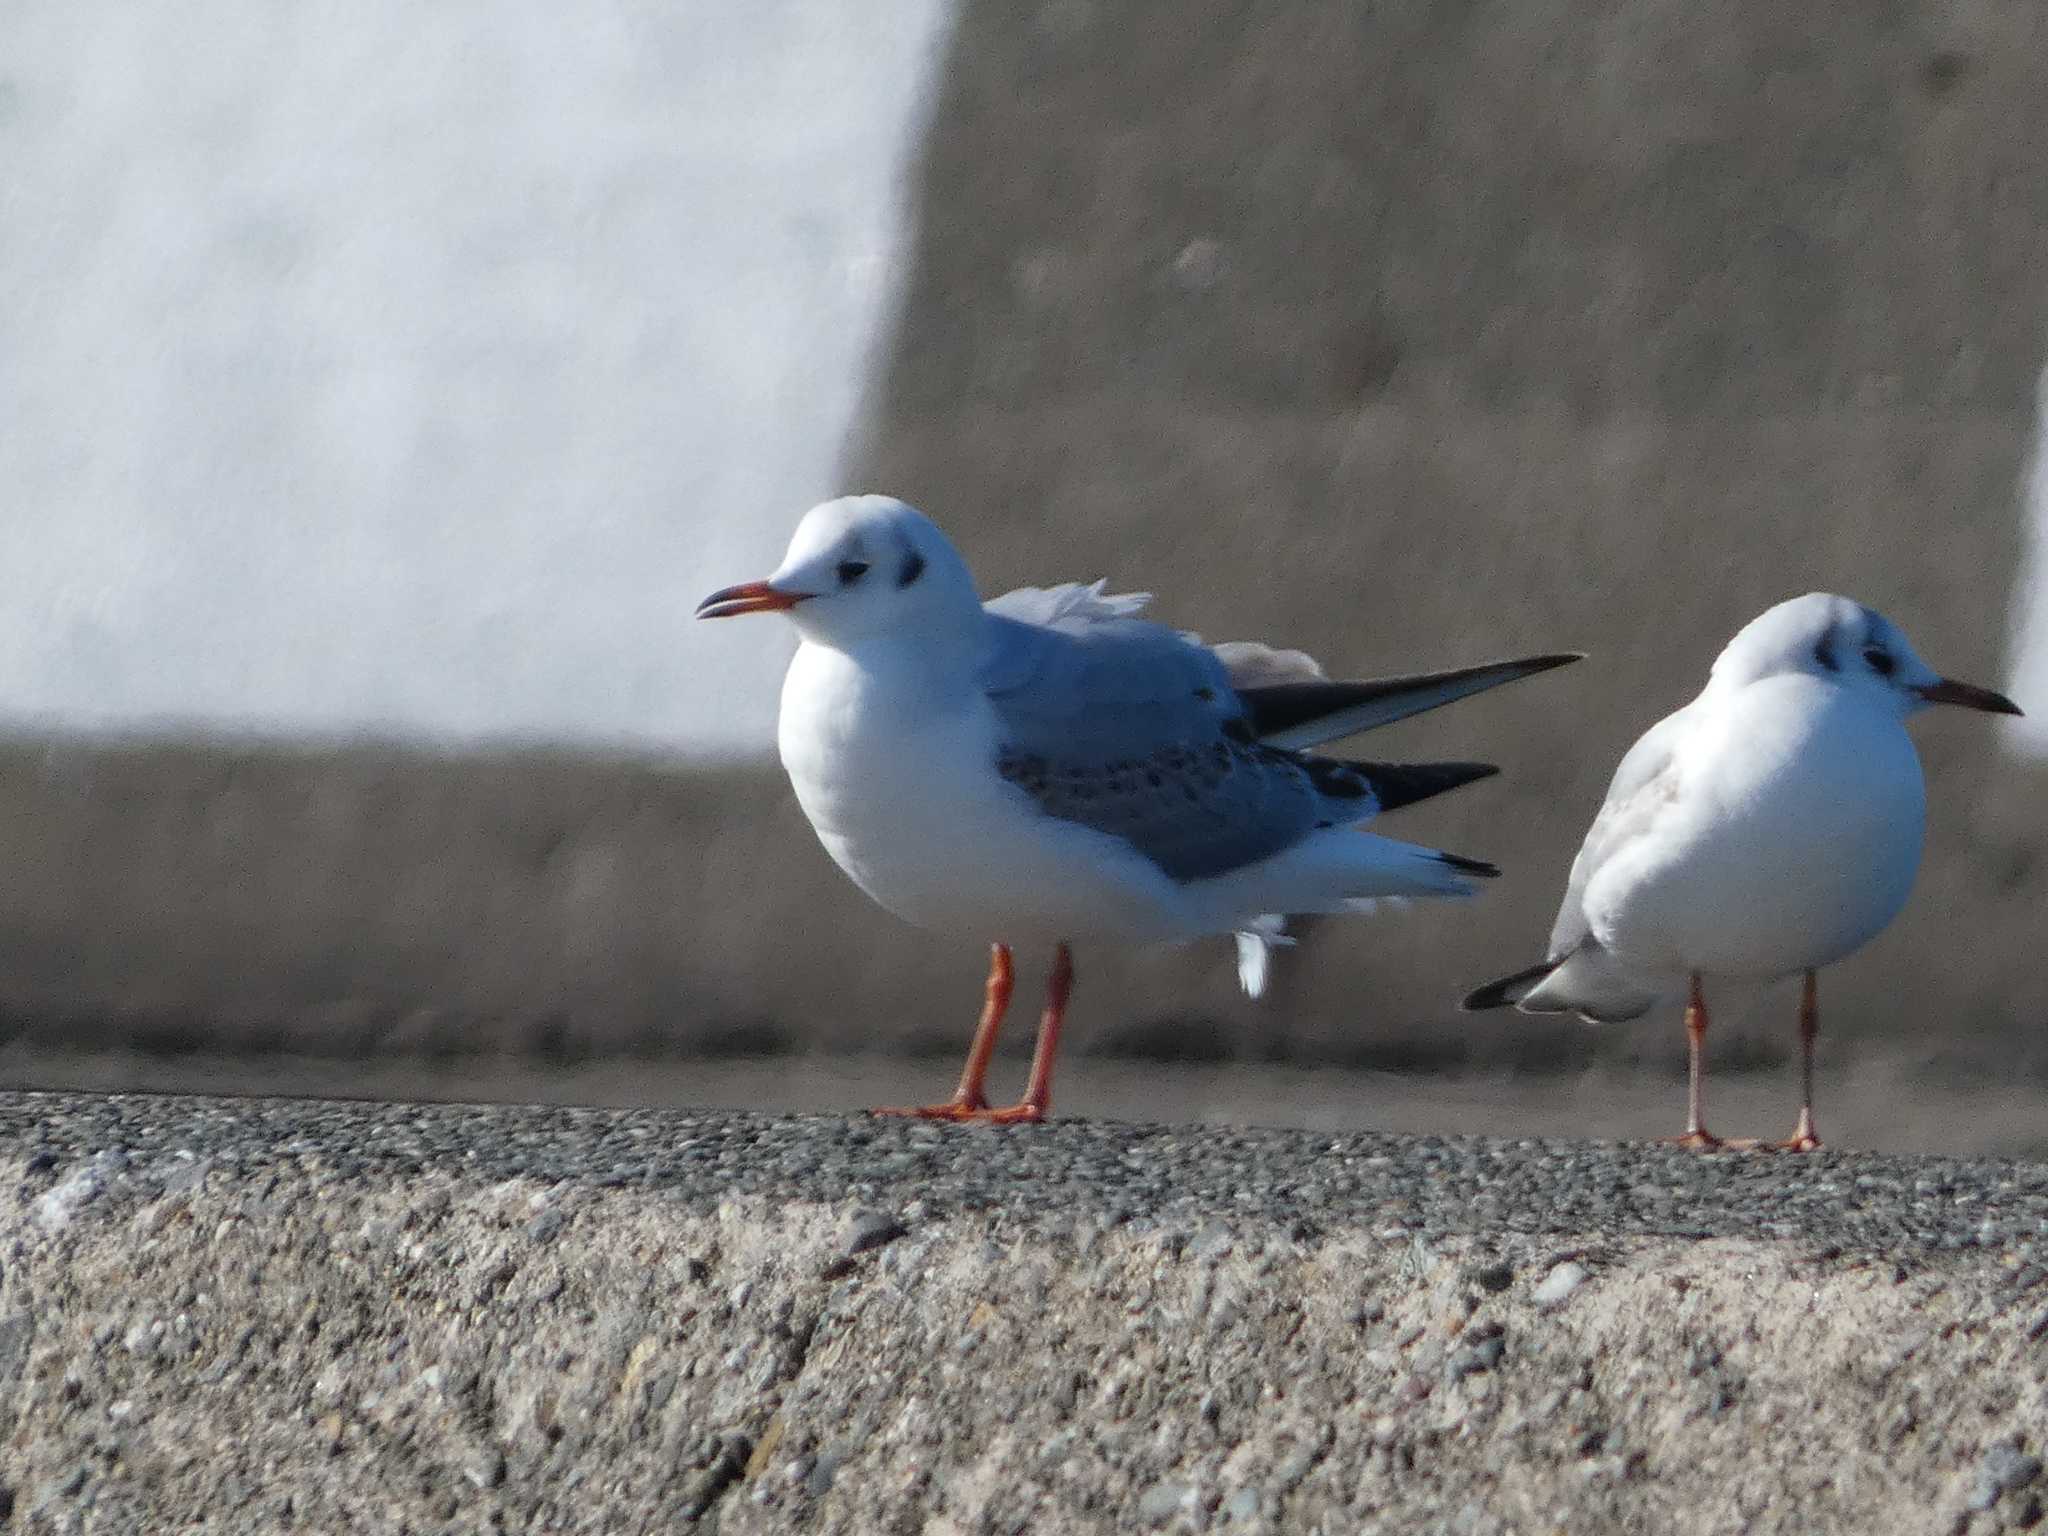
[
  {"xmin": 1584, "ymin": 674, "xmax": 1926, "ymax": 980},
  {"xmin": 777, "ymin": 640, "xmax": 1187, "ymax": 944}
]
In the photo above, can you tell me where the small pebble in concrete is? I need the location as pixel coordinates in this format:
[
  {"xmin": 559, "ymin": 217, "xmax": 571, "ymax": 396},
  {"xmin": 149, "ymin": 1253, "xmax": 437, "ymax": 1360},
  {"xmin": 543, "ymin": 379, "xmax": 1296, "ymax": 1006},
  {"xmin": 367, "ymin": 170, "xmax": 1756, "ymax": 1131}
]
[
  {"xmin": 1465, "ymin": 1261, "xmax": 1514, "ymax": 1294},
  {"xmin": 34, "ymin": 1161, "xmax": 111, "ymax": 1233},
  {"xmin": 1534, "ymin": 1262, "xmax": 1589, "ymax": 1308},
  {"xmin": 1221, "ymin": 1486, "xmax": 1263, "ymax": 1522},
  {"xmin": 808, "ymin": 1446, "xmax": 849, "ymax": 1497},
  {"xmin": 1138, "ymin": 1480, "xmax": 1200, "ymax": 1525},
  {"xmin": 843, "ymin": 1210, "xmax": 908, "ymax": 1257},
  {"xmin": 1973, "ymin": 1442, "xmax": 2044, "ymax": 1509},
  {"xmin": 1449, "ymin": 1333, "xmax": 1507, "ymax": 1379},
  {"xmin": 524, "ymin": 1207, "xmax": 566, "ymax": 1244}
]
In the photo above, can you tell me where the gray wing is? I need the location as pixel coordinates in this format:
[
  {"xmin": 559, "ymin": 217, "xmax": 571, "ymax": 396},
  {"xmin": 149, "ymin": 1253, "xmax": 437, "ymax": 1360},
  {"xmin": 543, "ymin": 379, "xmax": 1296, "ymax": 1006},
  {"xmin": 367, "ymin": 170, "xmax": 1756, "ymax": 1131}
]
[
  {"xmin": 1545, "ymin": 706, "xmax": 1690, "ymax": 958},
  {"xmin": 979, "ymin": 596, "xmax": 1365, "ymax": 883}
]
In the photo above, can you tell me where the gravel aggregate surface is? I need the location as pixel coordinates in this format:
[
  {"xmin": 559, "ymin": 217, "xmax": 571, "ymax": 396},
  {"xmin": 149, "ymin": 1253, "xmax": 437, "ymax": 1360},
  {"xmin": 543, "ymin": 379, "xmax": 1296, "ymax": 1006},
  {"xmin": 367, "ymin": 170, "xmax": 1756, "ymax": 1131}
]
[{"xmin": 2, "ymin": 1090, "xmax": 2045, "ymax": 1250}]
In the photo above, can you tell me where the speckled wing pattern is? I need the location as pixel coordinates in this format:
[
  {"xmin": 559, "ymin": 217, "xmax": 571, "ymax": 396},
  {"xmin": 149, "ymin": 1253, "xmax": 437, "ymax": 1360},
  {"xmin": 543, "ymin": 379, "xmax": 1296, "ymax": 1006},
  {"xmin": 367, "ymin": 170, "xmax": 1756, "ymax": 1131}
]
[{"xmin": 978, "ymin": 585, "xmax": 1390, "ymax": 883}]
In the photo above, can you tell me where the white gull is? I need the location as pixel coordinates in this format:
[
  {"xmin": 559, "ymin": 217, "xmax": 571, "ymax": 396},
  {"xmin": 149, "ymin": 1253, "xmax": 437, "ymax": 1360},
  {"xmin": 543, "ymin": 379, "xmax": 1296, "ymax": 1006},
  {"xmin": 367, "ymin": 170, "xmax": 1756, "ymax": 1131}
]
[
  {"xmin": 700, "ymin": 494, "xmax": 1579, "ymax": 1121},
  {"xmin": 1465, "ymin": 593, "xmax": 2021, "ymax": 1150}
]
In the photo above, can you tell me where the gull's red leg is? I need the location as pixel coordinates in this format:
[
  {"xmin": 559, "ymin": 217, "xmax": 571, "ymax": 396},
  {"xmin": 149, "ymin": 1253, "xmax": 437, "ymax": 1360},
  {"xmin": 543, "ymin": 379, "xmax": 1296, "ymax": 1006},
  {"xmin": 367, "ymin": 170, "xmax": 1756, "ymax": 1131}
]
[
  {"xmin": 1661, "ymin": 973, "xmax": 1724, "ymax": 1150},
  {"xmin": 872, "ymin": 944, "xmax": 1013, "ymax": 1119},
  {"xmin": 1775, "ymin": 970, "xmax": 1822, "ymax": 1152},
  {"xmin": 982, "ymin": 942, "xmax": 1074, "ymax": 1125}
]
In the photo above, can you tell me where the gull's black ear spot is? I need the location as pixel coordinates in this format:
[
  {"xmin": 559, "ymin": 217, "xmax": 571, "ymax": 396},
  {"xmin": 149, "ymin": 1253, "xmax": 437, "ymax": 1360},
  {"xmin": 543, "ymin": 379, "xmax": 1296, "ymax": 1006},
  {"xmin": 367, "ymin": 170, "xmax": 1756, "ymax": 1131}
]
[
  {"xmin": 1813, "ymin": 633, "xmax": 1840, "ymax": 672},
  {"xmin": 897, "ymin": 550, "xmax": 926, "ymax": 588}
]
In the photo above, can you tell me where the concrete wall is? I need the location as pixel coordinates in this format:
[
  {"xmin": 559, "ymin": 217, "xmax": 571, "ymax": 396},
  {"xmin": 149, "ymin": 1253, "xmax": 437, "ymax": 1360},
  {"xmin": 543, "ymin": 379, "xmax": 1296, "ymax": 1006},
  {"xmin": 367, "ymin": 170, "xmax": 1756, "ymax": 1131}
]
[
  {"xmin": 4, "ymin": 1095, "xmax": 2046, "ymax": 1531},
  {"xmin": 4, "ymin": 0, "xmax": 2048, "ymax": 1077}
]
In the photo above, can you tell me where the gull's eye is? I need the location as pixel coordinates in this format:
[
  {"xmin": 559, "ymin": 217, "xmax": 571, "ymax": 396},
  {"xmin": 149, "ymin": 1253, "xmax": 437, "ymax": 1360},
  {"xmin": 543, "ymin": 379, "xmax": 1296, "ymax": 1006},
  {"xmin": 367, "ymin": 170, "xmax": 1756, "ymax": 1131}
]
[
  {"xmin": 1862, "ymin": 645, "xmax": 1896, "ymax": 677},
  {"xmin": 836, "ymin": 560, "xmax": 870, "ymax": 586}
]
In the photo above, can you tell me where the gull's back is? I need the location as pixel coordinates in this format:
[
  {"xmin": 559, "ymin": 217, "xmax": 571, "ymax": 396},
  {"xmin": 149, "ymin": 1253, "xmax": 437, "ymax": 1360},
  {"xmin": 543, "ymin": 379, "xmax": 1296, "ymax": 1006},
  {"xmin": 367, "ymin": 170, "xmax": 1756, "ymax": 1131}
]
[{"xmin": 977, "ymin": 585, "xmax": 1344, "ymax": 883}]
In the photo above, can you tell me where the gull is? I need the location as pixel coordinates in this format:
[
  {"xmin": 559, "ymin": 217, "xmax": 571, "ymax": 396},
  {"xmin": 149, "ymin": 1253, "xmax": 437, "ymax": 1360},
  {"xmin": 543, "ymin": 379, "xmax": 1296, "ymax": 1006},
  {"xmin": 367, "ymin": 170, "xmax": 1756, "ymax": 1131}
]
[
  {"xmin": 698, "ymin": 494, "xmax": 1580, "ymax": 1122},
  {"xmin": 1464, "ymin": 593, "xmax": 2021, "ymax": 1150}
]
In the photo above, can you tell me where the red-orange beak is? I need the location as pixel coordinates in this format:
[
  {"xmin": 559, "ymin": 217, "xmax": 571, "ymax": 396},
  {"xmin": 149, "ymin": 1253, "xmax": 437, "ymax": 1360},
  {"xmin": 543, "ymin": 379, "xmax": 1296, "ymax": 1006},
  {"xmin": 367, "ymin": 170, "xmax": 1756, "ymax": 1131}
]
[
  {"xmin": 695, "ymin": 580, "xmax": 809, "ymax": 620},
  {"xmin": 1916, "ymin": 677, "xmax": 2023, "ymax": 715}
]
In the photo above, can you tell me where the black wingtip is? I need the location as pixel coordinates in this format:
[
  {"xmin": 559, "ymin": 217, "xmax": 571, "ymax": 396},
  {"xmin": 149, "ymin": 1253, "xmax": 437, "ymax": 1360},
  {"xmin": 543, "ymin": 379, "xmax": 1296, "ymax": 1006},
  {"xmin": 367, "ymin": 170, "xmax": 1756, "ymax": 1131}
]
[
  {"xmin": 1461, "ymin": 958, "xmax": 1560, "ymax": 1011},
  {"xmin": 1437, "ymin": 850, "xmax": 1500, "ymax": 878},
  {"xmin": 1517, "ymin": 651, "xmax": 1586, "ymax": 673},
  {"xmin": 1342, "ymin": 759, "xmax": 1499, "ymax": 813}
]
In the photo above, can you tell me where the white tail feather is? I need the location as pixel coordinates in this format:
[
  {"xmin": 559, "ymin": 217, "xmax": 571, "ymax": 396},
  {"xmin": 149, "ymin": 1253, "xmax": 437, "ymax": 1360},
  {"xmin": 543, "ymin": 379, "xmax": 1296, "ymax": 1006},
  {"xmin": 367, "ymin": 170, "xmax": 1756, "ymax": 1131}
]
[{"xmin": 1232, "ymin": 915, "xmax": 1296, "ymax": 997}]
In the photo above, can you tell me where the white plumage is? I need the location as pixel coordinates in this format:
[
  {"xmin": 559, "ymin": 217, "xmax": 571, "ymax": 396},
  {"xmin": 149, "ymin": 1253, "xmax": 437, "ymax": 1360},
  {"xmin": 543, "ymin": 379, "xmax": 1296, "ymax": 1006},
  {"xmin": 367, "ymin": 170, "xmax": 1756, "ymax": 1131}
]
[
  {"xmin": 702, "ymin": 494, "xmax": 1577, "ymax": 1121},
  {"xmin": 1466, "ymin": 592, "xmax": 2021, "ymax": 1148}
]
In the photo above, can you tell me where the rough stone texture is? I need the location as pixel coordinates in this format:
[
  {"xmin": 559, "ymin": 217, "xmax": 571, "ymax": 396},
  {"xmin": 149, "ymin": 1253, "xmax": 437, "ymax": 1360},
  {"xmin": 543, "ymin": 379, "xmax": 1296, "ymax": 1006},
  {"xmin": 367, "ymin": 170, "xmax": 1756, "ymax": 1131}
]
[{"xmin": 3, "ymin": 1092, "xmax": 2048, "ymax": 1531}]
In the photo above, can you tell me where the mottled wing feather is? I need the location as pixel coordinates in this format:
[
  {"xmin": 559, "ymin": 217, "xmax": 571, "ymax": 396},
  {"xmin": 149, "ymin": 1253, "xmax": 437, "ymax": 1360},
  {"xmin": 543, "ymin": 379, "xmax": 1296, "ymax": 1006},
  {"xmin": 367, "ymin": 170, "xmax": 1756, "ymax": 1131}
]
[
  {"xmin": 995, "ymin": 730, "xmax": 1375, "ymax": 883},
  {"xmin": 978, "ymin": 587, "xmax": 1520, "ymax": 884},
  {"xmin": 980, "ymin": 599, "xmax": 1359, "ymax": 882}
]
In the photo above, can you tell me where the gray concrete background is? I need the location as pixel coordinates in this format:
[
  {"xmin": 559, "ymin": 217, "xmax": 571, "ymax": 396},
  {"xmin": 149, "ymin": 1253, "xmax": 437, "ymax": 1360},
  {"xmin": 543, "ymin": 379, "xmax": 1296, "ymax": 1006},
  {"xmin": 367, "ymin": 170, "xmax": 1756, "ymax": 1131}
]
[
  {"xmin": 3, "ymin": 1093, "xmax": 2048, "ymax": 1531},
  {"xmin": 5, "ymin": 0, "xmax": 2048, "ymax": 1103}
]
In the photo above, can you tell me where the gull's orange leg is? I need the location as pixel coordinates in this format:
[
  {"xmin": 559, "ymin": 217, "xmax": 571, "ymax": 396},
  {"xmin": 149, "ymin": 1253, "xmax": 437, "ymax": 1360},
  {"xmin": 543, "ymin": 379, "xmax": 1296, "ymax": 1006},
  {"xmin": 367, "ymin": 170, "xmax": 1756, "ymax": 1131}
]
[
  {"xmin": 1661, "ymin": 973, "xmax": 1724, "ymax": 1150},
  {"xmin": 873, "ymin": 944, "xmax": 1013, "ymax": 1120},
  {"xmin": 979, "ymin": 942, "xmax": 1074, "ymax": 1124},
  {"xmin": 1775, "ymin": 970, "xmax": 1823, "ymax": 1152}
]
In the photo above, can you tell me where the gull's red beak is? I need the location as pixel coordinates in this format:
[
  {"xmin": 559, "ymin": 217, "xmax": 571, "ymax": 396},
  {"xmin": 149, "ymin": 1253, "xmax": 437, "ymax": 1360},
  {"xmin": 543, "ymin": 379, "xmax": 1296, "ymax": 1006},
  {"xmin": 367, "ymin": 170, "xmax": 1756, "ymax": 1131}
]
[
  {"xmin": 1916, "ymin": 677, "xmax": 2024, "ymax": 715},
  {"xmin": 695, "ymin": 581, "xmax": 809, "ymax": 620}
]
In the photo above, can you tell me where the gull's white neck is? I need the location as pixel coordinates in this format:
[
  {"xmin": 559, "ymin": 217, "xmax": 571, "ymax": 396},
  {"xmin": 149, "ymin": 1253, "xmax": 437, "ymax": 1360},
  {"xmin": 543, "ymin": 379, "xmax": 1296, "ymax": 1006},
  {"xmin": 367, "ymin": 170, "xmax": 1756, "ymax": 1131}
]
[
  {"xmin": 787, "ymin": 617, "xmax": 984, "ymax": 703},
  {"xmin": 778, "ymin": 618, "xmax": 989, "ymax": 814}
]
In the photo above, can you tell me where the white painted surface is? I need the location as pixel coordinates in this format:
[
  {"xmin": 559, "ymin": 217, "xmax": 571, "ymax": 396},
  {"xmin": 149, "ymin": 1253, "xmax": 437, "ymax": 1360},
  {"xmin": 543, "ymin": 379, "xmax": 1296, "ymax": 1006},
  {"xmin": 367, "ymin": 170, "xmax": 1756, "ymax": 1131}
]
[
  {"xmin": 2008, "ymin": 364, "xmax": 2048, "ymax": 752},
  {"xmin": 0, "ymin": 0, "xmax": 952, "ymax": 752}
]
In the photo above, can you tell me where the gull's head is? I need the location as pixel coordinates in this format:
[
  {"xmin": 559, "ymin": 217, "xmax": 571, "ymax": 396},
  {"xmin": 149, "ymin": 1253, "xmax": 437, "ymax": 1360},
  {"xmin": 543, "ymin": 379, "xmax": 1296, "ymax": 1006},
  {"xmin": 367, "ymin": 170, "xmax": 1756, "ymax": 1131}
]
[
  {"xmin": 1711, "ymin": 592, "xmax": 2022, "ymax": 720},
  {"xmin": 695, "ymin": 495, "xmax": 981, "ymax": 647}
]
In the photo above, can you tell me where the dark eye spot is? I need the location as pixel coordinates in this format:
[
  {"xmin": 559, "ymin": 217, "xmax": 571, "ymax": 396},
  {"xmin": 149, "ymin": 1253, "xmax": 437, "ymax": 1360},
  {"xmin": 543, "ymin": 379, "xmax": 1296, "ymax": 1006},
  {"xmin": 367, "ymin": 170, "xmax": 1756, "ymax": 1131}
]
[
  {"xmin": 1862, "ymin": 646, "xmax": 1896, "ymax": 677},
  {"xmin": 836, "ymin": 560, "xmax": 870, "ymax": 586},
  {"xmin": 896, "ymin": 551, "xmax": 926, "ymax": 588},
  {"xmin": 1812, "ymin": 634, "xmax": 1839, "ymax": 672}
]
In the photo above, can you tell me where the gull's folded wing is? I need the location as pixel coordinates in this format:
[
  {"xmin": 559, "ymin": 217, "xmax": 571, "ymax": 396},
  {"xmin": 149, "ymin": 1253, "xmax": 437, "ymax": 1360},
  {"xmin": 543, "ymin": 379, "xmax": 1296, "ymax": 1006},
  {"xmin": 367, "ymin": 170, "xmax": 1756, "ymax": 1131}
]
[{"xmin": 1240, "ymin": 654, "xmax": 1583, "ymax": 751}]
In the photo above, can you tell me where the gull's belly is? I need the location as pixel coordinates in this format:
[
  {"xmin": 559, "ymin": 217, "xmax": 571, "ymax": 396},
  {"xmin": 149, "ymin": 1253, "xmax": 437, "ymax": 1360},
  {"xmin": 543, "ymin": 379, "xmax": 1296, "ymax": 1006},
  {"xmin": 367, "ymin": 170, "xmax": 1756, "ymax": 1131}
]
[
  {"xmin": 1590, "ymin": 684, "xmax": 1926, "ymax": 980},
  {"xmin": 777, "ymin": 647, "xmax": 1181, "ymax": 944}
]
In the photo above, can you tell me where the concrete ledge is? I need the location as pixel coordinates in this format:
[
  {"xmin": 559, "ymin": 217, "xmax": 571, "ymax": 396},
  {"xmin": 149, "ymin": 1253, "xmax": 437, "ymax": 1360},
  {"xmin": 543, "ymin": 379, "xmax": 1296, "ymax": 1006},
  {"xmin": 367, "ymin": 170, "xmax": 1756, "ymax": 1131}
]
[{"xmin": 1, "ymin": 1093, "xmax": 2044, "ymax": 1532}]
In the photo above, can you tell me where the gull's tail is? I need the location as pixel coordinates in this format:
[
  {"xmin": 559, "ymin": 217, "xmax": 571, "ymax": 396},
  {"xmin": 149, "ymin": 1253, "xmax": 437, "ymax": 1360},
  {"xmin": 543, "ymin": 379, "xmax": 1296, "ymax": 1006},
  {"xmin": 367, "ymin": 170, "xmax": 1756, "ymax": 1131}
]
[
  {"xmin": 1224, "ymin": 836, "xmax": 1493, "ymax": 997},
  {"xmin": 1462, "ymin": 959, "xmax": 1564, "ymax": 1011},
  {"xmin": 1463, "ymin": 943, "xmax": 1660, "ymax": 1022},
  {"xmin": 1207, "ymin": 829, "xmax": 1495, "ymax": 925}
]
